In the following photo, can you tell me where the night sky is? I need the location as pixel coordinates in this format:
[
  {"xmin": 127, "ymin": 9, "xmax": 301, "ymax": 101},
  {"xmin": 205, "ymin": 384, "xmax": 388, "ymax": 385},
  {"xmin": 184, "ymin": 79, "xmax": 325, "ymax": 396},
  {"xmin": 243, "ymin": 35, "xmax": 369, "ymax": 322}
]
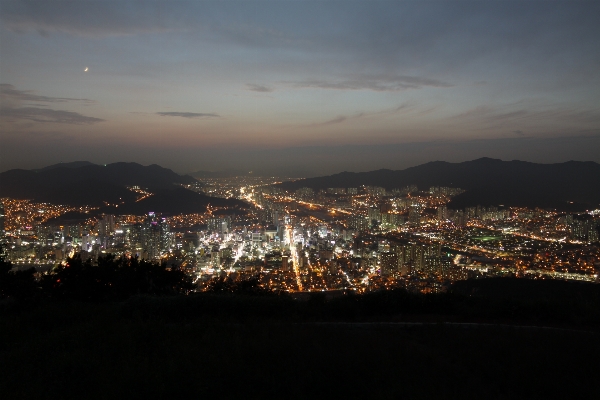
[{"xmin": 1, "ymin": 1, "xmax": 599, "ymax": 176}]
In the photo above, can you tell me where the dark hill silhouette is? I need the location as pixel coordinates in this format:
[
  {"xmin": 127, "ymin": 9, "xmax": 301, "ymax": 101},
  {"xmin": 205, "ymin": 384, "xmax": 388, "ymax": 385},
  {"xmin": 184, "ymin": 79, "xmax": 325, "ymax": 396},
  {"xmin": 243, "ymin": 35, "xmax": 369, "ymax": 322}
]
[
  {"xmin": 276, "ymin": 158, "xmax": 600, "ymax": 210},
  {"xmin": 101, "ymin": 187, "xmax": 248, "ymax": 216},
  {"xmin": 42, "ymin": 179, "xmax": 138, "ymax": 206},
  {"xmin": 0, "ymin": 171, "xmax": 137, "ymax": 206},
  {"xmin": 450, "ymin": 277, "xmax": 600, "ymax": 303},
  {"xmin": 0, "ymin": 162, "xmax": 197, "ymax": 206},
  {"xmin": 37, "ymin": 161, "xmax": 97, "ymax": 171}
]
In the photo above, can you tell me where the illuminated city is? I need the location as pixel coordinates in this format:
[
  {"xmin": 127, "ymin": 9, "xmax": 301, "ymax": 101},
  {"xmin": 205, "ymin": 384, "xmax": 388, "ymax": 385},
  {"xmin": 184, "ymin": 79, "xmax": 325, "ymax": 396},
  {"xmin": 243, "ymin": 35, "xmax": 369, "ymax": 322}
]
[{"xmin": 3, "ymin": 174, "xmax": 598, "ymax": 294}]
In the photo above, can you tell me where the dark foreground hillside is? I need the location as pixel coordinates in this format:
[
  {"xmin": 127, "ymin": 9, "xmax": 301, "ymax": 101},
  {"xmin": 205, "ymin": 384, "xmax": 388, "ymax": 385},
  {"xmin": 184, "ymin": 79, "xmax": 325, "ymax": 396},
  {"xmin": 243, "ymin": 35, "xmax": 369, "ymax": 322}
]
[
  {"xmin": 2, "ymin": 278, "xmax": 600, "ymax": 399},
  {"xmin": 0, "ymin": 302, "xmax": 598, "ymax": 399}
]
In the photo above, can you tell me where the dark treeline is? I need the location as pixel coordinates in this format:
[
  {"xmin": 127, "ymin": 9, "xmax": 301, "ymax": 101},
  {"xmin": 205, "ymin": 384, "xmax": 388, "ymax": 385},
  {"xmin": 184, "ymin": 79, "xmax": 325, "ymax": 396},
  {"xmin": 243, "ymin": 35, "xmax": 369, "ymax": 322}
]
[
  {"xmin": 204, "ymin": 274, "xmax": 278, "ymax": 296},
  {"xmin": 112, "ymin": 283, "xmax": 600, "ymax": 328},
  {"xmin": 3, "ymin": 254, "xmax": 600, "ymax": 328},
  {"xmin": 1, "ymin": 254, "xmax": 193, "ymax": 304}
]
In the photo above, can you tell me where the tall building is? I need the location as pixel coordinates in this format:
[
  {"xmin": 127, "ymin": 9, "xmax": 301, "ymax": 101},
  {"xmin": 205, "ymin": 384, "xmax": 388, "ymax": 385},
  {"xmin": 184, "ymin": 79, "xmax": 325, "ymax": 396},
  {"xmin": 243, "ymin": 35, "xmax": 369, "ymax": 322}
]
[
  {"xmin": 138, "ymin": 213, "xmax": 172, "ymax": 259},
  {"xmin": 368, "ymin": 207, "xmax": 381, "ymax": 223},
  {"xmin": 571, "ymin": 219, "xmax": 599, "ymax": 243},
  {"xmin": 281, "ymin": 255, "xmax": 290, "ymax": 271},
  {"xmin": 413, "ymin": 244, "xmax": 426, "ymax": 271},
  {"xmin": 381, "ymin": 213, "xmax": 403, "ymax": 229},
  {"xmin": 437, "ymin": 206, "xmax": 448, "ymax": 221},
  {"xmin": 349, "ymin": 215, "xmax": 369, "ymax": 231},
  {"xmin": 424, "ymin": 256, "xmax": 441, "ymax": 275},
  {"xmin": 379, "ymin": 252, "xmax": 398, "ymax": 275},
  {"xmin": 208, "ymin": 216, "xmax": 231, "ymax": 235},
  {"xmin": 408, "ymin": 206, "xmax": 421, "ymax": 225},
  {"xmin": 452, "ymin": 210, "xmax": 466, "ymax": 226},
  {"xmin": 0, "ymin": 202, "xmax": 4, "ymax": 232},
  {"xmin": 440, "ymin": 256, "xmax": 454, "ymax": 280},
  {"xmin": 365, "ymin": 186, "xmax": 386, "ymax": 196},
  {"xmin": 98, "ymin": 214, "xmax": 115, "ymax": 236},
  {"xmin": 295, "ymin": 187, "xmax": 314, "ymax": 200}
]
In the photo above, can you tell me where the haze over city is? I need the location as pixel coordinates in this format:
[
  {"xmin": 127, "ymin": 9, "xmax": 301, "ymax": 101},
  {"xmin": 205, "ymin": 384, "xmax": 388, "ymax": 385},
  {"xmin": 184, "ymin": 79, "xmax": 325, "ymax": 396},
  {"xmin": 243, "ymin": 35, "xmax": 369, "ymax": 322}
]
[{"xmin": 1, "ymin": 0, "xmax": 599, "ymax": 176}]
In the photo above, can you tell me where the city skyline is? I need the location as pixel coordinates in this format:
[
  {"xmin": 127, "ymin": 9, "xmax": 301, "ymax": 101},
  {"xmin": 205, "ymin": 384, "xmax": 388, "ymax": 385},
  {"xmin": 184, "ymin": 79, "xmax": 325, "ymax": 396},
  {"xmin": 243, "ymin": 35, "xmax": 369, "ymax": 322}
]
[{"xmin": 1, "ymin": 1, "xmax": 600, "ymax": 175}]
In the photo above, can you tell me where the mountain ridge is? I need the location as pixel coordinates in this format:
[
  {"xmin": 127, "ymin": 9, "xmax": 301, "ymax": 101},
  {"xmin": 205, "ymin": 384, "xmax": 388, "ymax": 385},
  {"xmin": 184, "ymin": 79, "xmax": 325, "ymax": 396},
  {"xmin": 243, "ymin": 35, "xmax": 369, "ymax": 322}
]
[
  {"xmin": 276, "ymin": 158, "xmax": 600, "ymax": 210},
  {"xmin": 37, "ymin": 161, "xmax": 98, "ymax": 171},
  {"xmin": 0, "ymin": 162, "xmax": 198, "ymax": 207}
]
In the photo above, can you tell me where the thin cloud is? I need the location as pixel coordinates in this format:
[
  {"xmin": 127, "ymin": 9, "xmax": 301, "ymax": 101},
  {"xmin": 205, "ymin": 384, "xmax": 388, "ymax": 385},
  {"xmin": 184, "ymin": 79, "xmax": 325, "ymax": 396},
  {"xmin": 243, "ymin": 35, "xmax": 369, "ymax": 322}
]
[
  {"xmin": 449, "ymin": 103, "xmax": 600, "ymax": 134},
  {"xmin": 246, "ymin": 83, "xmax": 274, "ymax": 93},
  {"xmin": 303, "ymin": 102, "xmax": 417, "ymax": 128},
  {"xmin": 452, "ymin": 106, "xmax": 492, "ymax": 120},
  {"xmin": 453, "ymin": 105, "xmax": 597, "ymax": 124},
  {"xmin": 156, "ymin": 112, "xmax": 219, "ymax": 119},
  {"xmin": 286, "ymin": 75, "xmax": 452, "ymax": 92},
  {"xmin": 452, "ymin": 107, "xmax": 528, "ymax": 123},
  {"xmin": 0, "ymin": 84, "xmax": 103, "ymax": 125},
  {"xmin": 1, "ymin": 84, "xmax": 95, "ymax": 105},
  {"xmin": 487, "ymin": 110, "xmax": 529, "ymax": 122},
  {"xmin": 0, "ymin": 107, "xmax": 104, "ymax": 124},
  {"xmin": 312, "ymin": 116, "xmax": 348, "ymax": 127}
]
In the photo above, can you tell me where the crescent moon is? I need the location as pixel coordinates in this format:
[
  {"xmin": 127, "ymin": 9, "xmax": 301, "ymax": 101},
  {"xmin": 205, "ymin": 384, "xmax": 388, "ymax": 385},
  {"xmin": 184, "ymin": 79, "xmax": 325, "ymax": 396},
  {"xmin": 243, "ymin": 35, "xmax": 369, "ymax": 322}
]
[{"xmin": 84, "ymin": 67, "xmax": 89, "ymax": 72}]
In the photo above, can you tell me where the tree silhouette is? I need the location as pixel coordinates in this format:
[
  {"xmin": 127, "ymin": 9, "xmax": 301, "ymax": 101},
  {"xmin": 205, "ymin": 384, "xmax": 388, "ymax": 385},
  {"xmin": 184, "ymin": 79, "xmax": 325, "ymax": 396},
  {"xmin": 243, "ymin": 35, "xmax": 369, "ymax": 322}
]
[
  {"xmin": 205, "ymin": 274, "xmax": 273, "ymax": 295},
  {"xmin": 0, "ymin": 259, "xmax": 38, "ymax": 301},
  {"xmin": 41, "ymin": 254, "xmax": 194, "ymax": 301}
]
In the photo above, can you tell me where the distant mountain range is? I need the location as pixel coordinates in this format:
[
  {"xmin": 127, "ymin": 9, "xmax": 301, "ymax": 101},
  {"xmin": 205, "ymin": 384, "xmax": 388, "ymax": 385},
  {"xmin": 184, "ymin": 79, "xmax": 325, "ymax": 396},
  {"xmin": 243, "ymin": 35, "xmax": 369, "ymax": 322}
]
[
  {"xmin": 0, "ymin": 162, "xmax": 246, "ymax": 215},
  {"xmin": 276, "ymin": 158, "xmax": 600, "ymax": 210},
  {"xmin": 5, "ymin": 158, "xmax": 599, "ymax": 213}
]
